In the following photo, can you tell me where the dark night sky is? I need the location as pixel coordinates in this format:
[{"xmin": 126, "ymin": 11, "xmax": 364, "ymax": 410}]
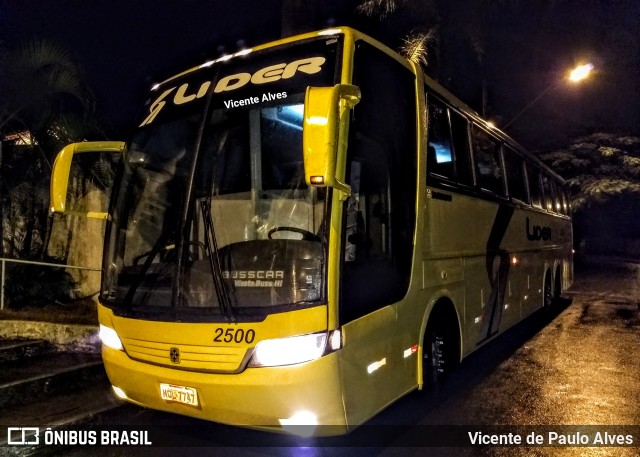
[
  {"xmin": 1, "ymin": 0, "xmax": 639, "ymax": 150},
  {"xmin": 1, "ymin": 0, "xmax": 286, "ymax": 133}
]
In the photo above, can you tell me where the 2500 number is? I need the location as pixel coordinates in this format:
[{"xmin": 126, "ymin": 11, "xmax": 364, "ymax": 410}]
[{"xmin": 213, "ymin": 328, "xmax": 256, "ymax": 344}]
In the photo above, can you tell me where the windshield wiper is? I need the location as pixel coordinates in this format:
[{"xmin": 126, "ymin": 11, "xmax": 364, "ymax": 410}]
[
  {"xmin": 200, "ymin": 197, "xmax": 236, "ymax": 321},
  {"xmin": 122, "ymin": 226, "xmax": 174, "ymax": 310},
  {"xmin": 168, "ymin": 75, "xmax": 236, "ymax": 320}
]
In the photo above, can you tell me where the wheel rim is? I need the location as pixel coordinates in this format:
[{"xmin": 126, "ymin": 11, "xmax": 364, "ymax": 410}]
[
  {"xmin": 544, "ymin": 273, "xmax": 553, "ymax": 308},
  {"xmin": 424, "ymin": 331, "xmax": 446, "ymax": 389}
]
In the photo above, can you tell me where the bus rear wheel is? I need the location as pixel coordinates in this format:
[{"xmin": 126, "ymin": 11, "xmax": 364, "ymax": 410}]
[{"xmin": 543, "ymin": 270, "xmax": 554, "ymax": 310}]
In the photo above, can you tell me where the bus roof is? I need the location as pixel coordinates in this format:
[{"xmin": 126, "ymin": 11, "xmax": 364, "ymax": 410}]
[{"xmin": 149, "ymin": 26, "xmax": 565, "ymax": 185}]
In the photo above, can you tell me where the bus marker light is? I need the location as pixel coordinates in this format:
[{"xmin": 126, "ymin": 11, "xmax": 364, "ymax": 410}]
[
  {"xmin": 367, "ymin": 357, "xmax": 387, "ymax": 374},
  {"xmin": 403, "ymin": 345, "xmax": 418, "ymax": 358},
  {"xmin": 112, "ymin": 386, "xmax": 128, "ymax": 400},
  {"xmin": 310, "ymin": 176, "xmax": 325, "ymax": 185},
  {"xmin": 307, "ymin": 116, "xmax": 328, "ymax": 126},
  {"xmin": 318, "ymin": 29, "xmax": 342, "ymax": 36},
  {"xmin": 328, "ymin": 329, "xmax": 342, "ymax": 351}
]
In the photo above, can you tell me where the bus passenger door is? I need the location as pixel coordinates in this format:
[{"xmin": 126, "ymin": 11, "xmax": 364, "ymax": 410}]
[
  {"xmin": 337, "ymin": 106, "xmax": 412, "ymax": 424},
  {"xmin": 338, "ymin": 177, "xmax": 413, "ymax": 426}
]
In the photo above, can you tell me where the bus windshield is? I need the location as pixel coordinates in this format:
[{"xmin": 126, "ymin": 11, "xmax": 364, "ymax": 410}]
[{"xmin": 101, "ymin": 36, "xmax": 341, "ymax": 321}]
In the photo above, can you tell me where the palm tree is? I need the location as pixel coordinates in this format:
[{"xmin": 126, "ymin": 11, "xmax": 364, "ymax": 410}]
[
  {"xmin": 355, "ymin": 0, "xmax": 524, "ymax": 117},
  {"xmin": 0, "ymin": 39, "xmax": 100, "ymax": 259},
  {"xmin": 356, "ymin": 0, "xmax": 420, "ymax": 18},
  {"xmin": 0, "ymin": 39, "xmax": 97, "ymax": 147}
]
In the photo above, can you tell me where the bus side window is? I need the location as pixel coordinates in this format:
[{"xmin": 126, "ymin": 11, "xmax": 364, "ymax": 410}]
[
  {"xmin": 449, "ymin": 109, "xmax": 474, "ymax": 187},
  {"xmin": 527, "ymin": 164, "xmax": 543, "ymax": 208},
  {"xmin": 426, "ymin": 95, "xmax": 454, "ymax": 180},
  {"xmin": 551, "ymin": 180, "xmax": 563, "ymax": 214},
  {"xmin": 425, "ymin": 95, "xmax": 474, "ymax": 187},
  {"xmin": 472, "ymin": 125, "xmax": 505, "ymax": 196},
  {"xmin": 562, "ymin": 187, "xmax": 571, "ymax": 215},
  {"xmin": 504, "ymin": 146, "xmax": 529, "ymax": 203},
  {"xmin": 542, "ymin": 174, "xmax": 553, "ymax": 212}
]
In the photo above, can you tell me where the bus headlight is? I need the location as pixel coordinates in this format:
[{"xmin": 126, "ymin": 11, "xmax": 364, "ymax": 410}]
[
  {"xmin": 99, "ymin": 324, "xmax": 124, "ymax": 351},
  {"xmin": 249, "ymin": 330, "xmax": 341, "ymax": 368}
]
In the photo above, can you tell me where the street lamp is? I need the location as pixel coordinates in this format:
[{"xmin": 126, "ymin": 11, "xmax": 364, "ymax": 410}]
[
  {"xmin": 502, "ymin": 63, "xmax": 594, "ymax": 129},
  {"xmin": 569, "ymin": 63, "xmax": 594, "ymax": 82}
]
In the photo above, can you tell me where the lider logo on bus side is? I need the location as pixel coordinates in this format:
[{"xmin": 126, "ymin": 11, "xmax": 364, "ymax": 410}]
[
  {"xmin": 140, "ymin": 56, "xmax": 326, "ymax": 127},
  {"xmin": 526, "ymin": 217, "xmax": 551, "ymax": 241}
]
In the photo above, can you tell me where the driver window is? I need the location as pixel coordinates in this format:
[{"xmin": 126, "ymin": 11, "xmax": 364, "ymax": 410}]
[{"xmin": 341, "ymin": 42, "xmax": 417, "ymax": 323}]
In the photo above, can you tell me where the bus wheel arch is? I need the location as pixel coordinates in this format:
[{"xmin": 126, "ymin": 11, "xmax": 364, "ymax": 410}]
[
  {"xmin": 420, "ymin": 297, "xmax": 461, "ymax": 391},
  {"xmin": 554, "ymin": 263, "xmax": 563, "ymax": 302}
]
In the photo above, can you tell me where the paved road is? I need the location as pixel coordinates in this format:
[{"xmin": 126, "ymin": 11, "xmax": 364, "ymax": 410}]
[{"xmin": 50, "ymin": 260, "xmax": 640, "ymax": 457}]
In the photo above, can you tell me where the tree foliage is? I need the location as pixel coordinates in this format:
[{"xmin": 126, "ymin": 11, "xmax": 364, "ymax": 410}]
[
  {"xmin": 399, "ymin": 28, "xmax": 438, "ymax": 68},
  {"xmin": 3, "ymin": 263, "xmax": 76, "ymax": 309},
  {"xmin": 354, "ymin": 0, "xmax": 523, "ymax": 116},
  {"xmin": 539, "ymin": 133, "xmax": 640, "ymax": 210},
  {"xmin": 540, "ymin": 133, "xmax": 640, "ymax": 256},
  {"xmin": 0, "ymin": 39, "xmax": 108, "ymax": 262},
  {"xmin": 0, "ymin": 39, "xmax": 98, "ymax": 143},
  {"xmin": 356, "ymin": 0, "xmax": 418, "ymax": 19}
]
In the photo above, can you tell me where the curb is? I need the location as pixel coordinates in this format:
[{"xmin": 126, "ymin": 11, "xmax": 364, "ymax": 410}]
[
  {"xmin": 0, "ymin": 320, "xmax": 99, "ymax": 351},
  {"xmin": 0, "ymin": 359, "xmax": 105, "ymax": 409}
]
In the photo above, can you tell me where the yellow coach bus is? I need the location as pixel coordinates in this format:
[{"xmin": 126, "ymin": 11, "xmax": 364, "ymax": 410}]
[{"xmin": 50, "ymin": 27, "xmax": 572, "ymax": 435}]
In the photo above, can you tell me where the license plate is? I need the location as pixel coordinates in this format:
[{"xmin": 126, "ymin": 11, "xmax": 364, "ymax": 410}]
[{"xmin": 159, "ymin": 383, "xmax": 199, "ymax": 407}]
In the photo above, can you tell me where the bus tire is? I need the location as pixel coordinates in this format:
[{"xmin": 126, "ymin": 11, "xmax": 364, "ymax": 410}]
[{"xmin": 423, "ymin": 304, "xmax": 459, "ymax": 390}]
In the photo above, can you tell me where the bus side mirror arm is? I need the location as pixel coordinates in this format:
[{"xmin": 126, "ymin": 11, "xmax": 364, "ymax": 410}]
[
  {"xmin": 302, "ymin": 84, "xmax": 361, "ymax": 198},
  {"xmin": 50, "ymin": 141, "xmax": 125, "ymax": 219}
]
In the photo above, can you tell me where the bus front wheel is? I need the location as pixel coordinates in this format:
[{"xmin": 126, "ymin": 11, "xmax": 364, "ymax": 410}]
[{"xmin": 423, "ymin": 307, "xmax": 459, "ymax": 390}]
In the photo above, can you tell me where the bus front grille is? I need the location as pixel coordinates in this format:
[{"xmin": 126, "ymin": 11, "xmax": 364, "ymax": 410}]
[{"xmin": 121, "ymin": 338, "xmax": 250, "ymax": 373}]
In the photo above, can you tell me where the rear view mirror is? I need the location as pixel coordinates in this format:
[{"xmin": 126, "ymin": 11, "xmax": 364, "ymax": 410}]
[
  {"xmin": 302, "ymin": 84, "xmax": 360, "ymax": 196},
  {"xmin": 50, "ymin": 141, "xmax": 125, "ymax": 219}
]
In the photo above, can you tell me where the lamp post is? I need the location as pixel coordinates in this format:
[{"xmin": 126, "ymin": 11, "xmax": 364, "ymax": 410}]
[{"xmin": 502, "ymin": 63, "xmax": 594, "ymax": 129}]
